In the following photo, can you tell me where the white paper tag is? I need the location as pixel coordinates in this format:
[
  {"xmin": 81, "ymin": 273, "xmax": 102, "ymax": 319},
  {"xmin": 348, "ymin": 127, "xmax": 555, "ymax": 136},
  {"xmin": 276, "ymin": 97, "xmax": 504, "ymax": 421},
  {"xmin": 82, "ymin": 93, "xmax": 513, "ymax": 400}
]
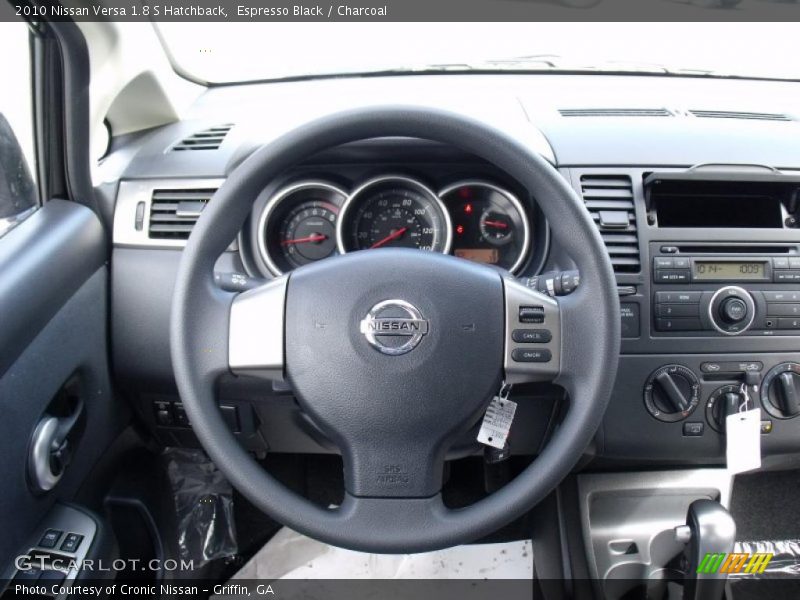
[
  {"xmin": 726, "ymin": 408, "xmax": 762, "ymax": 475},
  {"xmin": 477, "ymin": 396, "xmax": 517, "ymax": 450}
]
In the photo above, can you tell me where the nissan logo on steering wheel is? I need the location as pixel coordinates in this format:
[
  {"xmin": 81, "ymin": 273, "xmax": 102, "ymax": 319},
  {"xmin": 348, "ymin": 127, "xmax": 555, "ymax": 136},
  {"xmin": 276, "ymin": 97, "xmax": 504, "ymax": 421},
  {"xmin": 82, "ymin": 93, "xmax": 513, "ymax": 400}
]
[{"xmin": 359, "ymin": 299, "xmax": 429, "ymax": 355}]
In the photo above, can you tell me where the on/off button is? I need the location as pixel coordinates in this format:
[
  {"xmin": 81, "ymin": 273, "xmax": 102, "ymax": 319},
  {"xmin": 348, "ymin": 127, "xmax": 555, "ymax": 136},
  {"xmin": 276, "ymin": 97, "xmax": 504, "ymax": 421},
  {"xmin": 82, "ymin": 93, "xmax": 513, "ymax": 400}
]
[{"xmin": 511, "ymin": 348, "xmax": 552, "ymax": 363}]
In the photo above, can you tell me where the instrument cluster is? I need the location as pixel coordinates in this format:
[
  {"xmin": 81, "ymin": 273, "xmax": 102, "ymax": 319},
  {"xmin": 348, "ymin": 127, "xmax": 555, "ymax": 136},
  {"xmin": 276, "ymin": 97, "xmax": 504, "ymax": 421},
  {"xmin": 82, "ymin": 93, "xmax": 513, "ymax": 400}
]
[{"xmin": 254, "ymin": 175, "xmax": 535, "ymax": 276}]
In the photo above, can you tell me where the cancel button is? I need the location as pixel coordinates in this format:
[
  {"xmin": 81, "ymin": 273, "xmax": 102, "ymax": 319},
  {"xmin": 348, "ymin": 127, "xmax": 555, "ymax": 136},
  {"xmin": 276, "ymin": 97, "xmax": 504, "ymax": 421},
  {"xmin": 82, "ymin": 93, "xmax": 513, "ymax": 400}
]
[
  {"xmin": 512, "ymin": 348, "xmax": 552, "ymax": 363},
  {"xmin": 511, "ymin": 329, "xmax": 552, "ymax": 343}
]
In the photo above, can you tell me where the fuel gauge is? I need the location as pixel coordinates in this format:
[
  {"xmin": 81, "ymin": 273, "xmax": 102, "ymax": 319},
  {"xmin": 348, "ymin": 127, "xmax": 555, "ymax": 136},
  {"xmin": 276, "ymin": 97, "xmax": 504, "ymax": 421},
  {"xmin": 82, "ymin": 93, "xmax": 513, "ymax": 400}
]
[{"xmin": 479, "ymin": 210, "xmax": 514, "ymax": 246}]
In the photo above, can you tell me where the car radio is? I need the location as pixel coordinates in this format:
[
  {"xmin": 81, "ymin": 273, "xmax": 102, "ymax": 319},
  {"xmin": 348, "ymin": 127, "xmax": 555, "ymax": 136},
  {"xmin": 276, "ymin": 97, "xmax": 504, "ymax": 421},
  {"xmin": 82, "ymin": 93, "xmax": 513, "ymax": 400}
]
[{"xmin": 651, "ymin": 252, "xmax": 800, "ymax": 335}]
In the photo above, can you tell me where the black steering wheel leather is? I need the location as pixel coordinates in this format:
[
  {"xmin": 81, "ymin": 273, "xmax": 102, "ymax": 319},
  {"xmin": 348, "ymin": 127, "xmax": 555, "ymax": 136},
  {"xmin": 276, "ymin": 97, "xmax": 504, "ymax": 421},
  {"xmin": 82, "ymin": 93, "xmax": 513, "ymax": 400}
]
[{"xmin": 170, "ymin": 106, "xmax": 620, "ymax": 553}]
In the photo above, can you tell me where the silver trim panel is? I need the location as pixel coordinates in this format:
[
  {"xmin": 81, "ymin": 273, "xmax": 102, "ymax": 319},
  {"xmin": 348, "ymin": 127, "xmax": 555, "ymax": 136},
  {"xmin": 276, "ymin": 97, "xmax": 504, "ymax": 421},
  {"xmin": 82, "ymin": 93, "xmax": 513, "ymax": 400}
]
[
  {"xmin": 502, "ymin": 278, "xmax": 560, "ymax": 384},
  {"xmin": 113, "ymin": 178, "xmax": 225, "ymax": 248},
  {"xmin": 229, "ymin": 276, "xmax": 288, "ymax": 380}
]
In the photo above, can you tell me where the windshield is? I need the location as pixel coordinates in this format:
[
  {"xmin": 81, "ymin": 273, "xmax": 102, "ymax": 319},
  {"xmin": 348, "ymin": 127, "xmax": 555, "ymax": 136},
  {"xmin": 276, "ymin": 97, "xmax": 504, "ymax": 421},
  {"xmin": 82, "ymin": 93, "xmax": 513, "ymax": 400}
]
[{"xmin": 157, "ymin": 23, "xmax": 800, "ymax": 84}]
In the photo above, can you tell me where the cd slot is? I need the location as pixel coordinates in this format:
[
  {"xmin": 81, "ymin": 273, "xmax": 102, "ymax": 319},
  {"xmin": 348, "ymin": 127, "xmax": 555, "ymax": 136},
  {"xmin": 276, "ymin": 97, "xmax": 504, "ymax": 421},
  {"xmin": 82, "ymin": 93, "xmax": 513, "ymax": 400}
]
[{"xmin": 667, "ymin": 245, "xmax": 795, "ymax": 255}]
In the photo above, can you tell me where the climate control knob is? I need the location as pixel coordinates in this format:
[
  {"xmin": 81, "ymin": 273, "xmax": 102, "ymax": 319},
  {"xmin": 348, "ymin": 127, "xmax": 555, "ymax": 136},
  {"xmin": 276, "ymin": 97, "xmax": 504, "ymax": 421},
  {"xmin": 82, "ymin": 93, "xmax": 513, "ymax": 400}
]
[
  {"xmin": 761, "ymin": 363, "xmax": 800, "ymax": 419},
  {"xmin": 706, "ymin": 384, "xmax": 747, "ymax": 433},
  {"xmin": 644, "ymin": 364, "xmax": 701, "ymax": 422}
]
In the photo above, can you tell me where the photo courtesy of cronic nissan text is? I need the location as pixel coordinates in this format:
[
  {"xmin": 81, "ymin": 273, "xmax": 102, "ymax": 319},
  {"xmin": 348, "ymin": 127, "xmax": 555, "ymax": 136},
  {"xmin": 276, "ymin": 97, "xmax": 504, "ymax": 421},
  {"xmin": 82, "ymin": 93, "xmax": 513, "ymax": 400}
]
[{"xmin": 2, "ymin": 2, "xmax": 800, "ymax": 599}]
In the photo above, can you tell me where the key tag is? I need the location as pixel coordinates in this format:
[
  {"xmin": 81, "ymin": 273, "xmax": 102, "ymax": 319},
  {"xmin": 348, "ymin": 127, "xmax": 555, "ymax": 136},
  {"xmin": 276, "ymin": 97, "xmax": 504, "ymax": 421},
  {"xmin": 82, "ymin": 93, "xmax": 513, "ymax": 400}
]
[
  {"xmin": 478, "ymin": 383, "xmax": 517, "ymax": 450},
  {"xmin": 726, "ymin": 382, "xmax": 761, "ymax": 475}
]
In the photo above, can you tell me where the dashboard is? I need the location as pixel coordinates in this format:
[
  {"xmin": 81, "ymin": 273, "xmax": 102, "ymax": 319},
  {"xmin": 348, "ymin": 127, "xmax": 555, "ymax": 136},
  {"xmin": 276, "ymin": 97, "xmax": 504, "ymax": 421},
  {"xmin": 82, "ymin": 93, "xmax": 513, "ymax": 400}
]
[
  {"xmin": 254, "ymin": 175, "xmax": 533, "ymax": 276},
  {"xmin": 106, "ymin": 72, "xmax": 800, "ymax": 469}
]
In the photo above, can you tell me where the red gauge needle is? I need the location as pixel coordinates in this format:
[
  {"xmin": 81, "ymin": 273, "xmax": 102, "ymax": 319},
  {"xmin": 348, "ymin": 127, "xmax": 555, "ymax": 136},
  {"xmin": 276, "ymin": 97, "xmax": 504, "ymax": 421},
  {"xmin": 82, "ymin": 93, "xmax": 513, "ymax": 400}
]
[
  {"xmin": 281, "ymin": 234, "xmax": 327, "ymax": 245},
  {"xmin": 483, "ymin": 220, "xmax": 509, "ymax": 229},
  {"xmin": 370, "ymin": 227, "xmax": 408, "ymax": 249}
]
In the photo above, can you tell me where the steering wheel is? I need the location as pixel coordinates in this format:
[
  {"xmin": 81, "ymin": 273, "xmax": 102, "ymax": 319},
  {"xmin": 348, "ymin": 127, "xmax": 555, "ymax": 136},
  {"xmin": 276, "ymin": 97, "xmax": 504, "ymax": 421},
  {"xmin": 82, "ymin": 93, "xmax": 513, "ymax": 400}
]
[{"xmin": 171, "ymin": 107, "xmax": 620, "ymax": 553}]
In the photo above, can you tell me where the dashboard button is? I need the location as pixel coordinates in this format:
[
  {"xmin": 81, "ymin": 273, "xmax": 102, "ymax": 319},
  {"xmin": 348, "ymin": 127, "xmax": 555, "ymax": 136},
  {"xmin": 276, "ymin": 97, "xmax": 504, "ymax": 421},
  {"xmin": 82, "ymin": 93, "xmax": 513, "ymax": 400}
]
[
  {"xmin": 682, "ymin": 422, "xmax": 704, "ymax": 437},
  {"xmin": 673, "ymin": 257, "xmax": 690, "ymax": 269},
  {"xmin": 656, "ymin": 304, "xmax": 700, "ymax": 317},
  {"xmin": 620, "ymin": 303, "xmax": 640, "ymax": 338},
  {"xmin": 767, "ymin": 303, "xmax": 800, "ymax": 317},
  {"xmin": 773, "ymin": 257, "xmax": 790, "ymax": 269},
  {"xmin": 655, "ymin": 318, "xmax": 703, "ymax": 332},
  {"xmin": 655, "ymin": 269, "xmax": 691, "ymax": 283},
  {"xmin": 654, "ymin": 257, "xmax": 674, "ymax": 269},
  {"xmin": 655, "ymin": 291, "xmax": 702, "ymax": 304},
  {"xmin": 778, "ymin": 318, "xmax": 800, "ymax": 330},
  {"xmin": 764, "ymin": 291, "xmax": 800, "ymax": 302},
  {"xmin": 60, "ymin": 533, "xmax": 83, "ymax": 553},
  {"xmin": 39, "ymin": 529, "xmax": 62, "ymax": 548},
  {"xmin": 511, "ymin": 329, "xmax": 551, "ymax": 343},
  {"xmin": 790, "ymin": 257, "xmax": 800, "ymax": 269},
  {"xmin": 511, "ymin": 348, "xmax": 551, "ymax": 363},
  {"xmin": 774, "ymin": 270, "xmax": 800, "ymax": 282}
]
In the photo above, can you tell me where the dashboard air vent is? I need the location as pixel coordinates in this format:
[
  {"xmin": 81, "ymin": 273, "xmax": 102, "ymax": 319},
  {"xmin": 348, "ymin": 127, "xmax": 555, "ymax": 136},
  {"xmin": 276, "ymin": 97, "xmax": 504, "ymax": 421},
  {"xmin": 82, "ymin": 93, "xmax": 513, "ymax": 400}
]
[
  {"xmin": 559, "ymin": 108, "xmax": 672, "ymax": 118},
  {"xmin": 148, "ymin": 188, "xmax": 216, "ymax": 240},
  {"xmin": 579, "ymin": 174, "xmax": 640, "ymax": 273},
  {"xmin": 688, "ymin": 110, "xmax": 793, "ymax": 122},
  {"xmin": 172, "ymin": 124, "xmax": 233, "ymax": 151}
]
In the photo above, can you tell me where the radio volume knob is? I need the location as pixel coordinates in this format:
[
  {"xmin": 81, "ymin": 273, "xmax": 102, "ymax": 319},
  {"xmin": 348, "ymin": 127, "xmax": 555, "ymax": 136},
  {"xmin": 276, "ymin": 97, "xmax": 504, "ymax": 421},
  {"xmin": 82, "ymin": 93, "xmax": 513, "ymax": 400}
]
[
  {"xmin": 708, "ymin": 286, "xmax": 756, "ymax": 335},
  {"xmin": 719, "ymin": 297, "xmax": 748, "ymax": 324}
]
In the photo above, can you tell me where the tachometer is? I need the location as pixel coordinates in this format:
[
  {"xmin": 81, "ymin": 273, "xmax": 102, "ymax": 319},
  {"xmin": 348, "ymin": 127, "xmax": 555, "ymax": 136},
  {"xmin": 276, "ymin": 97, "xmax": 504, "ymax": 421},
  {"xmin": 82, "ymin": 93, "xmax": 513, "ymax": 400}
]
[
  {"xmin": 258, "ymin": 182, "xmax": 347, "ymax": 275},
  {"xmin": 338, "ymin": 176, "xmax": 452, "ymax": 254}
]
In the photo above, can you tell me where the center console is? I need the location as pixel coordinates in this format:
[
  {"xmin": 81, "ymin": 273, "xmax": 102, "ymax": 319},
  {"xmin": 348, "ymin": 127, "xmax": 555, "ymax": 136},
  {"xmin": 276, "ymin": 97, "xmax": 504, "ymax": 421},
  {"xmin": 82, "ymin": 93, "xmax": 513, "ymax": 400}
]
[{"xmin": 567, "ymin": 165, "xmax": 800, "ymax": 465}]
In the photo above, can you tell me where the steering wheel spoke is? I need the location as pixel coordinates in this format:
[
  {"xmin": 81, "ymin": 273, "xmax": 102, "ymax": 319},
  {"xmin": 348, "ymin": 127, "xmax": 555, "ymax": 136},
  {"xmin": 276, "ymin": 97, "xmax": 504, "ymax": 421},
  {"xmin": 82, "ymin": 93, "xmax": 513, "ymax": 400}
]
[
  {"xmin": 228, "ymin": 275, "xmax": 288, "ymax": 381},
  {"xmin": 502, "ymin": 278, "xmax": 561, "ymax": 384}
]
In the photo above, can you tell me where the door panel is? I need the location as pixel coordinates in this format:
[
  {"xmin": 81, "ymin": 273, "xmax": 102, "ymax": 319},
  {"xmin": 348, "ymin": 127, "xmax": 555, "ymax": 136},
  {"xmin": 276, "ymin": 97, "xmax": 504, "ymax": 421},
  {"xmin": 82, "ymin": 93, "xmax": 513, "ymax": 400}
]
[{"xmin": 0, "ymin": 200, "xmax": 125, "ymax": 568}]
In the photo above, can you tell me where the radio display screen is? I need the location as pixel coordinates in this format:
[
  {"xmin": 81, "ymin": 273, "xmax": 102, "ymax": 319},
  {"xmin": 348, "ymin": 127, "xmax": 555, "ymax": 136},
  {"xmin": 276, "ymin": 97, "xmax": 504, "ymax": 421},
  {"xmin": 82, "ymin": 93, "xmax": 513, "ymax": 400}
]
[{"xmin": 693, "ymin": 261, "xmax": 766, "ymax": 280}]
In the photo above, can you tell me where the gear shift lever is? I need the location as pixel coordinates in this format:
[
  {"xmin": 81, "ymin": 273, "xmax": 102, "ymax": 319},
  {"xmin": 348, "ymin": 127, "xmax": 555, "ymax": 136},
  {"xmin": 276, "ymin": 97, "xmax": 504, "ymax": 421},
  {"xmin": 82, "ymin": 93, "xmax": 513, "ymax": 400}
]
[{"xmin": 674, "ymin": 499, "xmax": 736, "ymax": 600}]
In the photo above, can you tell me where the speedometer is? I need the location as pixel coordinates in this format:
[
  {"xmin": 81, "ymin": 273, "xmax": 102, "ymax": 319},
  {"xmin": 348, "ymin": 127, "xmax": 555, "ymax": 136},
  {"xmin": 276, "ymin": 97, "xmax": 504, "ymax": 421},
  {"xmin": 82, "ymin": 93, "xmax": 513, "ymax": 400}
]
[{"xmin": 337, "ymin": 176, "xmax": 452, "ymax": 254}]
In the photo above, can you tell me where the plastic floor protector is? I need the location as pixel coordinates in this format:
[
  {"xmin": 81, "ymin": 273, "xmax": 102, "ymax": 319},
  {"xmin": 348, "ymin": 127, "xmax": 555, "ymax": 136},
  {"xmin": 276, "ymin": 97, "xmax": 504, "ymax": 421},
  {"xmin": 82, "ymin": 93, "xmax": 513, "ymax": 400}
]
[{"xmin": 226, "ymin": 527, "xmax": 533, "ymax": 580}]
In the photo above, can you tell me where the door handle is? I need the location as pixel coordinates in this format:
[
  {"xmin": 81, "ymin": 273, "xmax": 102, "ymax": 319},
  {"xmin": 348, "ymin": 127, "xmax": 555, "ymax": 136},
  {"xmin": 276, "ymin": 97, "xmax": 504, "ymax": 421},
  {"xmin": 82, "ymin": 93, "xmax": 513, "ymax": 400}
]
[{"xmin": 28, "ymin": 399, "xmax": 85, "ymax": 493}]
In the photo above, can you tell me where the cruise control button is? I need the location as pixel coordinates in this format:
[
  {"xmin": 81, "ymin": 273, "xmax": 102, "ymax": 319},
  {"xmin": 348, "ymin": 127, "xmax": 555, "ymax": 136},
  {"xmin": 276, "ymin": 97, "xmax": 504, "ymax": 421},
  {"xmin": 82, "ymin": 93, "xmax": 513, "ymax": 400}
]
[
  {"xmin": 518, "ymin": 306, "xmax": 545, "ymax": 324},
  {"xmin": 512, "ymin": 329, "xmax": 551, "ymax": 343},
  {"xmin": 40, "ymin": 529, "xmax": 62, "ymax": 548},
  {"xmin": 511, "ymin": 348, "xmax": 552, "ymax": 363}
]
